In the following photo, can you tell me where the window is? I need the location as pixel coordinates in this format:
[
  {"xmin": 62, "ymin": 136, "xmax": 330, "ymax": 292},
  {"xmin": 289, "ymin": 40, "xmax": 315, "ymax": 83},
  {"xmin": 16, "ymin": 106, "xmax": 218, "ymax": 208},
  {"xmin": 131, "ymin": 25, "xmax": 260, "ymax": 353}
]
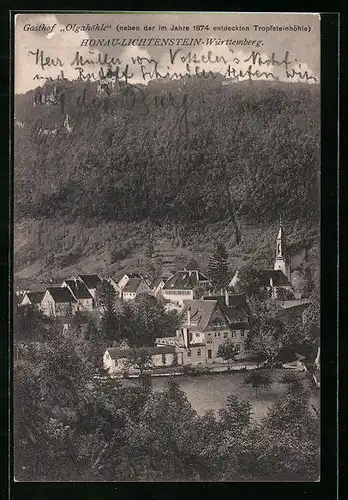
[
  {"xmin": 161, "ymin": 354, "xmax": 166, "ymax": 365},
  {"xmin": 187, "ymin": 350, "xmax": 191, "ymax": 358},
  {"xmin": 218, "ymin": 332, "xmax": 221, "ymax": 337},
  {"xmin": 207, "ymin": 338, "xmax": 212, "ymax": 344},
  {"xmin": 214, "ymin": 332, "xmax": 217, "ymax": 338},
  {"xmin": 195, "ymin": 332, "xmax": 200, "ymax": 338},
  {"xmin": 235, "ymin": 344, "xmax": 241, "ymax": 352},
  {"xmin": 223, "ymin": 332, "xmax": 228, "ymax": 339},
  {"xmin": 231, "ymin": 331, "xmax": 236, "ymax": 338},
  {"xmin": 197, "ymin": 349, "xmax": 201, "ymax": 357},
  {"xmin": 240, "ymin": 330, "xmax": 245, "ymax": 337}
]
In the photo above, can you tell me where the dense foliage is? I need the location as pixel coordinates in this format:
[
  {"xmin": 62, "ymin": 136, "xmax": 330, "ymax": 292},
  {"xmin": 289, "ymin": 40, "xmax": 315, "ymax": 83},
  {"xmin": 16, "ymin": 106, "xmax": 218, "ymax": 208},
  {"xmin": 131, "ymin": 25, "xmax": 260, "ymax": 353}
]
[
  {"xmin": 208, "ymin": 242, "xmax": 230, "ymax": 288},
  {"xmin": 14, "ymin": 316, "xmax": 320, "ymax": 481},
  {"xmin": 15, "ymin": 80, "xmax": 320, "ymax": 232}
]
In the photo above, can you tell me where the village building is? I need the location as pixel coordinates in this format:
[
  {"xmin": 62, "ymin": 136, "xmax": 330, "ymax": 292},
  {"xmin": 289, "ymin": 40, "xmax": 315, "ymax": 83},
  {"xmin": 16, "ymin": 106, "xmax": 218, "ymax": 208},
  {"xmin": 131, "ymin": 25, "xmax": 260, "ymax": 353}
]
[
  {"xmin": 161, "ymin": 269, "xmax": 212, "ymax": 308},
  {"xmin": 156, "ymin": 293, "xmax": 251, "ymax": 366},
  {"xmin": 117, "ymin": 272, "xmax": 151, "ymax": 300},
  {"xmin": 230, "ymin": 222, "xmax": 294, "ymax": 300},
  {"xmin": 118, "ymin": 272, "xmax": 144, "ymax": 290},
  {"xmin": 61, "ymin": 279, "xmax": 94, "ymax": 312},
  {"xmin": 103, "ymin": 344, "xmax": 178, "ymax": 375},
  {"xmin": 20, "ymin": 291, "xmax": 45, "ymax": 311},
  {"xmin": 41, "ymin": 287, "xmax": 77, "ymax": 317},
  {"xmin": 258, "ymin": 270, "xmax": 293, "ymax": 299},
  {"xmin": 121, "ymin": 277, "xmax": 151, "ymax": 300},
  {"xmin": 276, "ymin": 300, "xmax": 310, "ymax": 323},
  {"xmin": 150, "ymin": 274, "xmax": 172, "ymax": 297},
  {"xmin": 75, "ymin": 274, "xmax": 101, "ymax": 300}
]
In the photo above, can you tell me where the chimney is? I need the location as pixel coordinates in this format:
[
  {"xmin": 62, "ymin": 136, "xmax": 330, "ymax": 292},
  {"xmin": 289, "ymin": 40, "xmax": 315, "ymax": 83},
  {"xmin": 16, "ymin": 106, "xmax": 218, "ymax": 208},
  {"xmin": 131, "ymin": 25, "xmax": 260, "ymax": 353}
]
[
  {"xmin": 225, "ymin": 289, "xmax": 229, "ymax": 307},
  {"xmin": 187, "ymin": 306, "xmax": 191, "ymax": 326}
]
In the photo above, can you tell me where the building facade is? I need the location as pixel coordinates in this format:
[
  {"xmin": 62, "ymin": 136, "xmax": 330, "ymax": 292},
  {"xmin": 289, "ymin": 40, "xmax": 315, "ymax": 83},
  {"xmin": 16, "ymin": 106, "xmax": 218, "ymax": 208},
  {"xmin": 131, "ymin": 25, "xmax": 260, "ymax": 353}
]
[
  {"xmin": 103, "ymin": 345, "xmax": 177, "ymax": 375},
  {"xmin": 157, "ymin": 294, "xmax": 251, "ymax": 366},
  {"xmin": 41, "ymin": 287, "xmax": 77, "ymax": 317},
  {"xmin": 161, "ymin": 270, "xmax": 212, "ymax": 308}
]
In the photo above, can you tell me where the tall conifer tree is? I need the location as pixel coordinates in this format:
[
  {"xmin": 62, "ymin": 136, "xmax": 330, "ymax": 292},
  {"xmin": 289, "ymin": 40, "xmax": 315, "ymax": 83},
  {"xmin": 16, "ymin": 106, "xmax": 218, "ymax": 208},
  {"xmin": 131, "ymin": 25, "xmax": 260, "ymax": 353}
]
[{"xmin": 208, "ymin": 242, "xmax": 229, "ymax": 289}]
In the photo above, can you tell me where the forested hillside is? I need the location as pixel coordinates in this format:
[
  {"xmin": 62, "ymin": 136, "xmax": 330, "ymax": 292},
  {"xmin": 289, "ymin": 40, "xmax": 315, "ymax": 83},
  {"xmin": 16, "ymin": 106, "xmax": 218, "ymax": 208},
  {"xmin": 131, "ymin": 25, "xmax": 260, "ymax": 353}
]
[{"xmin": 14, "ymin": 78, "xmax": 320, "ymax": 281}]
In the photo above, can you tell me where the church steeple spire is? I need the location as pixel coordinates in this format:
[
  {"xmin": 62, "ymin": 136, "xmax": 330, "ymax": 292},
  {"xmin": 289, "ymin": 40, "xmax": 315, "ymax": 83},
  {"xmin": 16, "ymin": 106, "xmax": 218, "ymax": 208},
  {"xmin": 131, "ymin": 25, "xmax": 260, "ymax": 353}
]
[{"xmin": 274, "ymin": 219, "xmax": 291, "ymax": 281}]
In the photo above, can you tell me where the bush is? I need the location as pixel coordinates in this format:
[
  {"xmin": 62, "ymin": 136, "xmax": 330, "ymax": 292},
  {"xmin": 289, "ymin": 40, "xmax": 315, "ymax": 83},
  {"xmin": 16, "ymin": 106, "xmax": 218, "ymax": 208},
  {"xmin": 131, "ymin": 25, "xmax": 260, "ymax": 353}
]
[
  {"xmin": 245, "ymin": 371, "xmax": 272, "ymax": 392},
  {"xmin": 181, "ymin": 365, "xmax": 201, "ymax": 377}
]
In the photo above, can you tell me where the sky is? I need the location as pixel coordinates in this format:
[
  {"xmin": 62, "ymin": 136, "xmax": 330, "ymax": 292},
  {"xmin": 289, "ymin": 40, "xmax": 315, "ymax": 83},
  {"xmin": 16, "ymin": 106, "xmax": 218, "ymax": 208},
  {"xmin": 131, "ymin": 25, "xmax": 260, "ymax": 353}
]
[{"xmin": 14, "ymin": 12, "xmax": 320, "ymax": 94}]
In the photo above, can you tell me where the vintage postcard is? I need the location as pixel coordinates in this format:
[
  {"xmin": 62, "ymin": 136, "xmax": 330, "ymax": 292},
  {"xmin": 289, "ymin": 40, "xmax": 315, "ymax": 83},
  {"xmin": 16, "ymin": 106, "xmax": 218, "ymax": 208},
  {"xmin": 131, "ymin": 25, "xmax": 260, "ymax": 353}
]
[{"xmin": 13, "ymin": 12, "xmax": 320, "ymax": 482}]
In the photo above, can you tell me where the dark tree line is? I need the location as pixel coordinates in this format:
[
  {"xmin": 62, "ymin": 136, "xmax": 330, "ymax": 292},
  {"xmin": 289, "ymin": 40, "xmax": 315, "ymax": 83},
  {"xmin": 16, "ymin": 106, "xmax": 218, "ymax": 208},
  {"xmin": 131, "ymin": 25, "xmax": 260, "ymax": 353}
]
[
  {"xmin": 14, "ymin": 316, "xmax": 320, "ymax": 481},
  {"xmin": 15, "ymin": 80, "xmax": 320, "ymax": 238}
]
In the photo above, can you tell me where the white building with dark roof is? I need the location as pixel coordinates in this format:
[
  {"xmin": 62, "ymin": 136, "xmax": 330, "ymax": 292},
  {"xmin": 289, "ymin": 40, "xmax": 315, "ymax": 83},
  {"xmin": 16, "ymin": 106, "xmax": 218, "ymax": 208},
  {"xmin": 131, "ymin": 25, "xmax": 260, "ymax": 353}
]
[
  {"xmin": 157, "ymin": 294, "xmax": 251, "ymax": 366},
  {"xmin": 118, "ymin": 272, "xmax": 143, "ymax": 290},
  {"xmin": 121, "ymin": 277, "xmax": 151, "ymax": 301},
  {"xmin": 41, "ymin": 287, "xmax": 77, "ymax": 317},
  {"xmin": 103, "ymin": 344, "xmax": 178, "ymax": 375},
  {"xmin": 161, "ymin": 270, "xmax": 212, "ymax": 308},
  {"xmin": 61, "ymin": 278, "xmax": 94, "ymax": 312},
  {"xmin": 76, "ymin": 274, "xmax": 101, "ymax": 299},
  {"xmin": 20, "ymin": 291, "xmax": 45, "ymax": 311}
]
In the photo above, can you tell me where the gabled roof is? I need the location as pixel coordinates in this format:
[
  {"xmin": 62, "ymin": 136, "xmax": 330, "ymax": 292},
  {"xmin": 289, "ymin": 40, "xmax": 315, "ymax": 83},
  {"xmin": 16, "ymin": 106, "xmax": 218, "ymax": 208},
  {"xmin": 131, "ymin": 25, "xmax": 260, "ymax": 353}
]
[
  {"xmin": 203, "ymin": 293, "xmax": 247, "ymax": 309},
  {"xmin": 276, "ymin": 302, "xmax": 310, "ymax": 319},
  {"xmin": 77, "ymin": 274, "xmax": 101, "ymax": 290},
  {"xmin": 123, "ymin": 272, "xmax": 142, "ymax": 279},
  {"xmin": 63, "ymin": 280, "xmax": 93, "ymax": 300},
  {"xmin": 222, "ymin": 306, "xmax": 249, "ymax": 323},
  {"xmin": 150, "ymin": 276, "xmax": 169, "ymax": 290},
  {"xmin": 162, "ymin": 270, "xmax": 211, "ymax": 290},
  {"xmin": 123, "ymin": 278, "xmax": 142, "ymax": 293},
  {"xmin": 23, "ymin": 291, "xmax": 45, "ymax": 304},
  {"xmin": 106, "ymin": 345, "xmax": 175, "ymax": 360},
  {"xmin": 258, "ymin": 270, "xmax": 291, "ymax": 287},
  {"xmin": 46, "ymin": 287, "xmax": 77, "ymax": 303},
  {"xmin": 203, "ymin": 293, "xmax": 249, "ymax": 322},
  {"xmin": 181, "ymin": 299, "xmax": 218, "ymax": 332}
]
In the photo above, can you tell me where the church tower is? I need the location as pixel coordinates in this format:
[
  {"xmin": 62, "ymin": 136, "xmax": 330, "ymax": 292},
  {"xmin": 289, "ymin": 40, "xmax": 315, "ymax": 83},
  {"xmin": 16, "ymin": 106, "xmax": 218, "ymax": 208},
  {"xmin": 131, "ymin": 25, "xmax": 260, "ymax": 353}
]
[{"xmin": 274, "ymin": 218, "xmax": 291, "ymax": 281}]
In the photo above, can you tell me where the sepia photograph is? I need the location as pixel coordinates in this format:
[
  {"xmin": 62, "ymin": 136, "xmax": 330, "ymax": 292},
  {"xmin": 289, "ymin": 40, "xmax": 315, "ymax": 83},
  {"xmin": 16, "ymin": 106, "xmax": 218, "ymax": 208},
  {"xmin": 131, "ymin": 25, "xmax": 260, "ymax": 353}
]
[{"xmin": 13, "ymin": 11, "xmax": 321, "ymax": 482}]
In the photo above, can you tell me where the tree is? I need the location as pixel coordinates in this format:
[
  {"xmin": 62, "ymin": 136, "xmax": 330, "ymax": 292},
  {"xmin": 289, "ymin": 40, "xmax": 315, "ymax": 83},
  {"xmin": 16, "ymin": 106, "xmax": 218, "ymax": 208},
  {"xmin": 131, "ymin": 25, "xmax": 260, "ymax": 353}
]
[
  {"xmin": 126, "ymin": 347, "xmax": 153, "ymax": 387},
  {"xmin": 95, "ymin": 279, "xmax": 117, "ymax": 310},
  {"xmin": 216, "ymin": 340, "xmax": 238, "ymax": 370},
  {"xmin": 96, "ymin": 280, "xmax": 124, "ymax": 343},
  {"xmin": 279, "ymin": 371, "xmax": 304, "ymax": 394},
  {"xmin": 208, "ymin": 242, "xmax": 229, "ymax": 289},
  {"xmin": 124, "ymin": 294, "xmax": 182, "ymax": 347},
  {"xmin": 302, "ymin": 285, "xmax": 320, "ymax": 349},
  {"xmin": 248, "ymin": 319, "xmax": 283, "ymax": 367},
  {"xmin": 219, "ymin": 394, "xmax": 252, "ymax": 432},
  {"xmin": 244, "ymin": 372, "xmax": 272, "ymax": 395},
  {"xmin": 234, "ymin": 266, "xmax": 262, "ymax": 297},
  {"xmin": 247, "ymin": 298, "xmax": 284, "ymax": 366},
  {"xmin": 252, "ymin": 390, "xmax": 320, "ymax": 481},
  {"xmin": 14, "ymin": 305, "xmax": 51, "ymax": 343}
]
